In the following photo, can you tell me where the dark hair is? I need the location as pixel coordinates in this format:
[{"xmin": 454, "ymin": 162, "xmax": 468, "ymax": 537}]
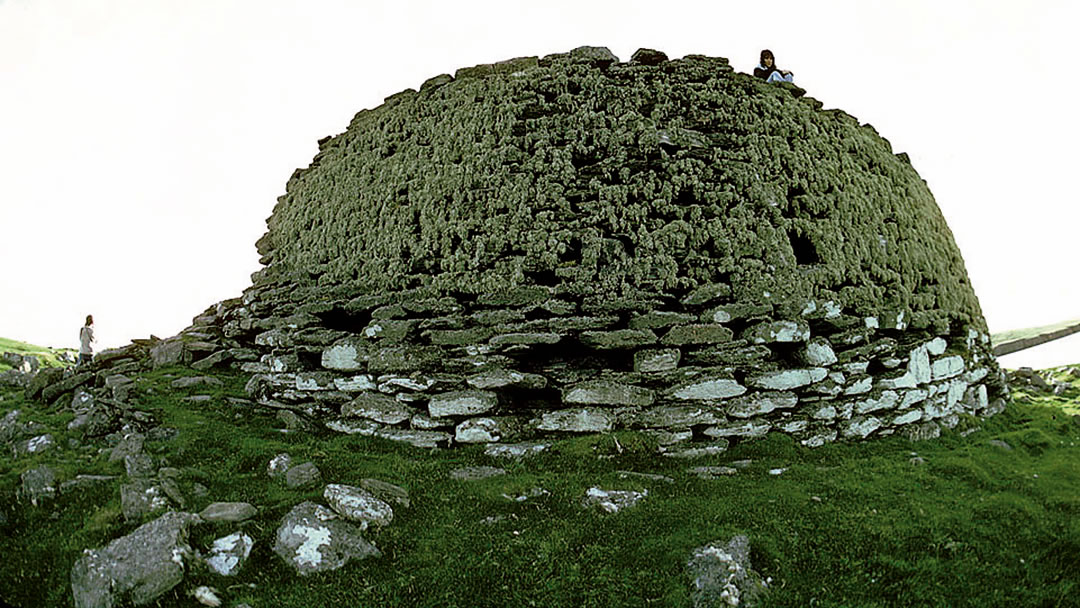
[
  {"xmin": 760, "ymin": 49, "xmax": 774, "ymax": 64},
  {"xmin": 85, "ymin": 315, "xmax": 93, "ymax": 326}
]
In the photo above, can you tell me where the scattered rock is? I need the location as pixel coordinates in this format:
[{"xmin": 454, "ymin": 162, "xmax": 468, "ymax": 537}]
[
  {"xmin": 205, "ymin": 532, "xmax": 254, "ymax": 576},
  {"xmin": 120, "ymin": 478, "xmax": 171, "ymax": 521},
  {"xmin": 582, "ymin": 487, "xmax": 647, "ymax": 513},
  {"xmin": 272, "ymin": 501, "xmax": 380, "ymax": 576},
  {"xmin": 70, "ymin": 511, "xmax": 202, "ymax": 608},
  {"xmin": 691, "ymin": 466, "xmax": 738, "ymax": 479},
  {"xmin": 617, "ymin": 471, "xmax": 675, "ymax": 484},
  {"xmin": 989, "ymin": 439, "xmax": 1013, "ymax": 451},
  {"xmin": 688, "ymin": 535, "xmax": 768, "ymax": 608},
  {"xmin": 192, "ymin": 585, "xmax": 223, "ymax": 606},
  {"xmin": 20, "ymin": 465, "xmax": 56, "ymax": 506},
  {"xmin": 484, "ymin": 442, "xmax": 551, "ymax": 459},
  {"xmin": 450, "ymin": 466, "xmax": 507, "ymax": 481},
  {"xmin": 285, "ymin": 462, "xmax": 322, "ymax": 489},
  {"xmin": 268, "ymin": 453, "xmax": 294, "ymax": 479}
]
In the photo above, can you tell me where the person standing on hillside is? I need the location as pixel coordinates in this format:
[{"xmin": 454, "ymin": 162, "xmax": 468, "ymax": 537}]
[
  {"xmin": 78, "ymin": 315, "xmax": 96, "ymax": 367},
  {"xmin": 753, "ymin": 49, "xmax": 794, "ymax": 84}
]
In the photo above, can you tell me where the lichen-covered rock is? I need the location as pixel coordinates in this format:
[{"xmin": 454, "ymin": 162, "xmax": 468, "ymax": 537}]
[{"xmin": 272, "ymin": 502, "xmax": 380, "ymax": 576}]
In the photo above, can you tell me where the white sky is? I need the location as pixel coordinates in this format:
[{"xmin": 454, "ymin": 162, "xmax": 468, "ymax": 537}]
[{"xmin": 1, "ymin": 0, "xmax": 1077, "ymax": 369}]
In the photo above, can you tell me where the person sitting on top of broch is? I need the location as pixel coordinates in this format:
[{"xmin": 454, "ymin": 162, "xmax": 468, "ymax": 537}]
[{"xmin": 753, "ymin": 49, "xmax": 794, "ymax": 84}]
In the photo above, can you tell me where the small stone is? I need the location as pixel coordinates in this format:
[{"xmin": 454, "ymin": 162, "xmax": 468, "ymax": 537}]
[
  {"xmin": 989, "ymin": 439, "xmax": 1013, "ymax": 451},
  {"xmin": 285, "ymin": 462, "xmax": 321, "ymax": 489},
  {"xmin": 268, "ymin": 453, "xmax": 293, "ymax": 479},
  {"xmin": 205, "ymin": 532, "xmax": 254, "ymax": 576},
  {"xmin": 563, "ymin": 380, "xmax": 655, "ymax": 407},
  {"xmin": 272, "ymin": 502, "xmax": 380, "ymax": 576},
  {"xmin": 582, "ymin": 487, "xmax": 647, "ymax": 513},
  {"xmin": 690, "ymin": 466, "xmax": 738, "ymax": 479},
  {"xmin": 450, "ymin": 466, "xmax": 507, "ymax": 481},
  {"xmin": 484, "ymin": 442, "xmax": 551, "ymax": 459}
]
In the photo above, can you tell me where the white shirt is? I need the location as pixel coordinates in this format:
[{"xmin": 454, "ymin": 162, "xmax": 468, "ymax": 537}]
[{"xmin": 79, "ymin": 325, "xmax": 96, "ymax": 354}]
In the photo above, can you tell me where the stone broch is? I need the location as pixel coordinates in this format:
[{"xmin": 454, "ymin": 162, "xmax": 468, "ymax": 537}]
[{"xmin": 154, "ymin": 47, "xmax": 1011, "ymax": 450}]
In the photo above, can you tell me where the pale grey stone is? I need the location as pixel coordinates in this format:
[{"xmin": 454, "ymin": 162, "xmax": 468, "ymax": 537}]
[
  {"xmin": 466, "ymin": 368, "xmax": 546, "ymax": 390},
  {"xmin": 205, "ymin": 532, "xmax": 254, "ymax": 577},
  {"xmin": 373, "ymin": 429, "xmax": 452, "ymax": 448},
  {"xmin": 926, "ymin": 337, "xmax": 948, "ymax": 356},
  {"xmin": 71, "ymin": 512, "xmax": 202, "ymax": 608},
  {"xmin": 20, "ymin": 465, "xmax": 56, "ymax": 506},
  {"xmin": 841, "ymin": 361, "xmax": 870, "ymax": 374},
  {"xmin": 324, "ymin": 484, "xmax": 394, "ymax": 529},
  {"xmin": 322, "ymin": 339, "xmax": 368, "ymax": 371},
  {"xmin": 325, "ymin": 418, "xmax": 381, "ymax": 435},
  {"xmin": 746, "ymin": 368, "xmax": 827, "ymax": 391},
  {"xmin": 932, "ymin": 356, "xmax": 965, "ymax": 381},
  {"xmin": 200, "ymin": 502, "xmax": 257, "ymax": 523},
  {"xmin": 428, "ymin": 390, "xmax": 498, "ymax": 417},
  {"xmin": 285, "ymin": 462, "xmax": 321, "ymax": 489},
  {"xmin": 902, "ymin": 422, "xmax": 942, "ymax": 441},
  {"xmin": 537, "ymin": 408, "xmax": 614, "ymax": 433},
  {"xmin": 908, "ymin": 346, "xmax": 931, "ymax": 384},
  {"xmin": 170, "ymin": 376, "xmax": 224, "ymax": 389},
  {"xmin": 643, "ymin": 429, "xmax": 694, "ymax": 446},
  {"xmin": 484, "ymin": 442, "xmax": 551, "ymax": 459},
  {"xmin": 450, "ymin": 466, "xmax": 507, "ymax": 481},
  {"xmin": 334, "ymin": 375, "xmax": 377, "ymax": 392},
  {"xmin": 899, "ymin": 389, "xmax": 929, "ymax": 409},
  {"xmin": 634, "ymin": 348, "xmax": 681, "ymax": 373},
  {"xmin": 268, "ymin": 453, "xmax": 293, "ymax": 478},
  {"xmin": 800, "ymin": 337, "xmax": 837, "ymax": 366},
  {"xmin": 377, "ymin": 374, "xmax": 438, "ymax": 392},
  {"xmin": 703, "ymin": 420, "xmax": 771, "ymax": 439},
  {"xmin": 892, "ymin": 410, "xmax": 923, "ymax": 426},
  {"xmin": 580, "ymin": 329, "xmax": 658, "ymax": 349},
  {"xmin": 671, "ymin": 377, "xmax": 747, "ymax": 400},
  {"xmin": 843, "ymin": 376, "xmax": 874, "ymax": 395},
  {"xmin": 563, "ymin": 380, "xmax": 655, "ymax": 407},
  {"xmin": 582, "ymin": 487, "xmax": 647, "ymax": 513},
  {"xmin": 634, "ymin": 406, "xmax": 724, "ymax": 428},
  {"xmin": 781, "ymin": 420, "xmax": 809, "ymax": 433},
  {"xmin": 853, "ymin": 390, "xmax": 899, "ymax": 414},
  {"xmin": 455, "ymin": 418, "xmax": 501, "ymax": 443},
  {"xmin": 688, "ymin": 535, "xmax": 768, "ymax": 608},
  {"xmin": 811, "ymin": 405, "xmax": 837, "ymax": 420},
  {"xmin": 617, "ymin": 470, "xmax": 675, "ymax": 484},
  {"xmin": 726, "ymin": 392, "xmax": 798, "ymax": 418},
  {"xmin": 296, "ymin": 372, "xmax": 337, "ymax": 391},
  {"xmin": 411, "ymin": 413, "xmax": 447, "ymax": 430},
  {"xmin": 273, "ymin": 502, "xmax": 380, "ymax": 576},
  {"xmin": 343, "ymin": 392, "xmax": 415, "ymax": 424},
  {"xmin": 745, "ymin": 320, "xmax": 810, "ymax": 344},
  {"xmin": 841, "ymin": 416, "xmax": 882, "ymax": 439},
  {"xmin": 690, "ymin": 466, "xmax": 738, "ymax": 479},
  {"xmin": 801, "ymin": 429, "xmax": 838, "ymax": 448},
  {"xmin": 663, "ymin": 439, "xmax": 730, "ymax": 458},
  {"xmin": 964, "ymin": 368, "xmax": 989, "ymax": 384}
]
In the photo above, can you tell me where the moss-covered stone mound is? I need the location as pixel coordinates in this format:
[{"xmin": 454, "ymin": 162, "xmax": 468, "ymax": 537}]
[{"xmin": 226, "ymin": 47, "xmax": 1006, "ymax": 451}]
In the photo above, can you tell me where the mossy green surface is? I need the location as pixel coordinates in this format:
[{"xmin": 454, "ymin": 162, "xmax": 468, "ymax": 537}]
[
  {"xmin": 258, "ymin": 50, "xmax": 985, "ymax": 331},
  {"xmin": 2, "ymin": 362, "xmax": 1078, "ymax": 607}
]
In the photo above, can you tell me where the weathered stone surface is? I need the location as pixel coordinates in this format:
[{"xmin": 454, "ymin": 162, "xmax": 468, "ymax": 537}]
[
  {"xmin": 688, "ymin": 535, "xmax": 768, "ymax": 608},
  {"xmin": 200, "ymin": 502, "xmax": 258, "ymax": 523},
  {"xmin": 634, "ymin": 405, "xmax": 724, "ymax": 428},
  {"xmin": 537, "ymin": 408, "xmax": 615, "ymax": 432},
  {"xmin": 450, "ymin": 466, "xmax": 507, "ymax": 481},
  {"xmin": 171, "ymin": 375, "xmax": 224, "ymax": 389},
  {"xmin": 322, "ymin": 338, "xmax": 369, "ymax": 371},
  {"xmin": 120, "ymin": 479, "xmax": 171, "ymax": 521},
  {"xmin": 273, "ymin": 502, "xmax": 380, "ymax": 576},
  {"xmin": 661, "ymin": 324, "xmax": 734, "ymax": 346},
  {"xmin": 744, "ymin": 320, "xmax": 810, "ymax": 344},
  {"xmin": 334, "ymin": 374, "xmax": 378, "ymax": 392},
  {"xmin": 343, "ymin": 392, "xmax": 415, "ymax": 424},
  {"xmin": 267, "ymin": 453, "xmax": 293, "ymax": 479},
  {"xmin": 726, "ymin": 392, "xmax": 798, "ymax": 418},
  {"xmin": 671, "ymin": 377, "xmax": 747, "ymax": 401},
  {"xmin": 489, "ymin": 332, "xmax": 561, "ymax": 346},
  {"xmin": 629, "ymin": 311, "xmax": 696, "ymax": 329},
  {"xmin": 455, "ymin": 418, "xmax": 502, "ymax": 443},
  {"xmin": 633, "ymin": 348, "xmax": 681, "ymax": 373},
  {"xmin": 852, "ymin": 390, "xmax": 900, "ymax": 414},
  {"xmin": 902, "ymin": 422, "xmax": 942, "ymax": 441},
  {"xmin": 71, "ymin": 511, "xmax": 202, "ymax": 608},
  {"xmin": 428, "ymin": 390, "xmax": 499, "ymax": 417},
  {"xmin": 841, "ymin": 416, "xmax": 883, "ymax": 439},
  {"xmin": 373, "ymin": 429, "xmax": 452, "ymax": 448},
  {"xmin": 20, "ymin": 465, "xmax": 56, "ymax": 507},
  {"xmin": 285, "ymin": 462, "xmax": 322, "ymax": 489},
  {"xmin": 205, "ymin": 532, "xmax": 254, "ymax": 576},
  {"xmin": 582, "ymin": 487, "xmax": 647, "ymax": 513},
  {"xmin": 746, "ymin": 368, "xmax": 827, "ymax": 391},
  {"xmin": 931, "ymin": 355, "xmax": 965, "ymax": 381},
  {"xmin": 580, "ymin": 329, "xmax": 657, "ymax": 349},
  {"xmin": 563, "ymin": 380, "xmax": 655, "ymax": 407},
  {"xmin": 466, "ymin": 368, "xmax": 546, "ymax": 390},
  {"xmin": 799, "ymin": 337, "xmax": 837, "ymax": 366},
  {"xmin": 13, "ymin": 433, "xmax": 55, "ymax": 457},
  {"xmin": 703, "ymin": 420, "xmax": 771, "ymax": 439},
  {"xmin": 324, "ymin": 484, "xmax": 394, "ymax": 529},
  {"xmin": 484, "ymin": 442, "xmax": 551, "ymax": 459}
]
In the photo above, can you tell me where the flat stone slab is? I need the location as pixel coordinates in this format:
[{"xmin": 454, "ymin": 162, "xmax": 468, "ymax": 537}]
[
  {"xmin": 579, "ymin": 329, "xmax": 658, "ymax": 349},
  {"xmin": 428, "ymin": 390, "xmax": 499, "ymax": 417},
  {"xmin": 342, "ymin": 392, "xmax": 415, "ymax": 424},
  {"xmin": 563, "ymin": 380, "xmax": 655, "ymax": 407},
  {"xmin": 746, "ymin": 368, "xmax": 827, "ymax": 390},
  {"xmin": 450, "ymin": 466, "xmax": 508, "ymax": 481},
  {"xmin": 670, "ymin": 377, "xmax": 747, "ymax": 401},
  {"xmin": 324, "ymin": 484, "xmax": 394, "ymax": 529},
  {"xmin": 537, "ymin": 408, "xmax": 615, "ymax": 433},
  {"xmin": 484, "ymin": 442, "xmax": 551, "ymax": 459},
  {"xmin": 582, "ymin": 487, "xmax": 648, "ymax": 513},
  {"xmin": 273, "ymin": 502, "xmax": 380, "ymax": 576}
]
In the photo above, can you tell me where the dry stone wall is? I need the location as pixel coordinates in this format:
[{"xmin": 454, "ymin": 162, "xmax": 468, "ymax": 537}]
[{"xmin": 183, "ymin": 47, "xmax": 1009, "ymax": 452}]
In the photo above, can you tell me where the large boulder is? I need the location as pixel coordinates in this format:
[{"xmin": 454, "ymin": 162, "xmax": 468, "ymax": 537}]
[
  {"xmin": 272, "ymin": 501, "xmax": 381, "ymax": 576},
  {"xmin": 70, "ymin": 511, "xmax": 202, "ymax": 608}
]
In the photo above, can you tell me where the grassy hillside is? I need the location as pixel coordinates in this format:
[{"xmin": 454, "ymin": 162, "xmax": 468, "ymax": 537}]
[
  {"xmin": 0, "ymin": 337, "xmax": 74, "ymax": 371},
  {"xmin": 0, "ymin": 349, "xmax": 1077, "ymax": 607}
]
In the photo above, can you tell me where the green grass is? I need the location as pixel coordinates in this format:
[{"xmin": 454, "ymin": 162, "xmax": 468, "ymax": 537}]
[
  {"xmin": 0, "ymin": 336, "xmax": 74, "ymax": 371},
  {"xmin": 1, "ymin": 363, "xmax": 1079, "ymax": 607}
]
